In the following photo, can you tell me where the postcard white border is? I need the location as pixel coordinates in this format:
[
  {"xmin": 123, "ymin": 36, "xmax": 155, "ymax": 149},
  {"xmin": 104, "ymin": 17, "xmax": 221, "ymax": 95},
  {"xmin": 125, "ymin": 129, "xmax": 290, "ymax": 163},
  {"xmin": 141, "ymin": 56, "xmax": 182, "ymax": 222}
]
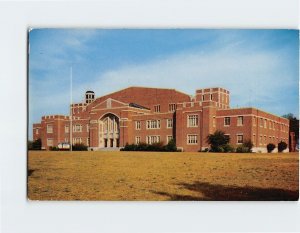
[{"xmin": 0, "ymin": 0, "xmax": 299, "ymax": 232}]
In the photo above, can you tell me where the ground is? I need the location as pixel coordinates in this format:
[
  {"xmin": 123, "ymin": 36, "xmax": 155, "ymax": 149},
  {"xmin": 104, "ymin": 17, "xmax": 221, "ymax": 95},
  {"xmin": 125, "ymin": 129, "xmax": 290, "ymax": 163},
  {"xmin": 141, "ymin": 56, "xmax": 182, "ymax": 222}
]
[{"xmin": 28, "ymin": 151, "xmax": 299, "ymax": 201}]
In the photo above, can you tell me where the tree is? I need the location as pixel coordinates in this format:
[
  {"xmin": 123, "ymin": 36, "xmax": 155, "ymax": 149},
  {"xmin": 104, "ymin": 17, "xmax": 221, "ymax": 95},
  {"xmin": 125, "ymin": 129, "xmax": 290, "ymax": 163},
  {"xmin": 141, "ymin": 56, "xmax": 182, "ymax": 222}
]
[
  {"xmin": 207, "ymin": 130, "xmax": 230, "ymax": 152},
  {"xmin": 278, "ymin": 141, "xmax": 287, "ymax": 153},
  {"xmin": 164, "ymin": 139, "xmax": 177, "ymax": 152},
  {"xmin": 267, "ymin": 143, "xmax": 276, "ymax": 153},
  {"xmin": 282, "ymin": 113, "xmax": 299, "ymax": 141},
  {"xmin": 29, "ymin": 138, "xmax": 42, "ymax": 150}
]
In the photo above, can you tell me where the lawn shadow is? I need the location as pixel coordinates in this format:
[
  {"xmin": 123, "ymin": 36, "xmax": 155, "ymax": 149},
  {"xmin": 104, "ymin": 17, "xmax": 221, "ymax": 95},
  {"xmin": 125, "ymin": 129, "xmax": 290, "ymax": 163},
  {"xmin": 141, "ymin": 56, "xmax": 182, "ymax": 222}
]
[{"xmin": 152, "ymin": 181, "xmax": 299, "ymax": 201}]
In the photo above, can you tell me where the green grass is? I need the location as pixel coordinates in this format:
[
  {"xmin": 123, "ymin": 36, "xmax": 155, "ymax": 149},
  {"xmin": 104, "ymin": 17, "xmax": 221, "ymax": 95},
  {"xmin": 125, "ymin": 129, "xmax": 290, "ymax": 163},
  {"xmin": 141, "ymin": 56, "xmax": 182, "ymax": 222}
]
[{"xmin": 28, "ymin": 151, "xmax": 299, "ymax": 201}]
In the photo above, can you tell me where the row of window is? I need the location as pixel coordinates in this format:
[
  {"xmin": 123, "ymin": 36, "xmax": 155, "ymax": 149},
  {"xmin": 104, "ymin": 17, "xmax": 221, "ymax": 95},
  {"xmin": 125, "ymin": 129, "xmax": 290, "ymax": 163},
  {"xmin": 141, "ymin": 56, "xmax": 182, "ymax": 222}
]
[
  {"xmin": 46, "ymin": 137, "xmax": 90, "ymax": 146},
  {"xmin": 254, "ymin": 134, "xmax": 287, "ymax": 146},
  {"xmin": 153, "ymin": 104, "xmax": 177, "ymax": 113},
  {"xmin": 46, "ymin": 124, "xmax": 90, "ymax": 134},
  {"xmin": 224, "ymin": 116, "xmax": 244, "ymax": 126},
  {"xmin": 135, "ymin": 135, "xmax": 173, "ymax": 145},
  {"xmin": 254, "ymin": 117, "xmax": 288, "ymax": 132}
]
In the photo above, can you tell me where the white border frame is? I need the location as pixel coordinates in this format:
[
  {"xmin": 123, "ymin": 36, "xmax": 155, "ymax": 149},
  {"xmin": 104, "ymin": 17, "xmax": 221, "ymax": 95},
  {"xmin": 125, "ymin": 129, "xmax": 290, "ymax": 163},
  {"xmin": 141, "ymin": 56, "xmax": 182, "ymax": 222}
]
[{"xmin": 0, "ymin": 0, "xmax": 299, "ymax": 233}]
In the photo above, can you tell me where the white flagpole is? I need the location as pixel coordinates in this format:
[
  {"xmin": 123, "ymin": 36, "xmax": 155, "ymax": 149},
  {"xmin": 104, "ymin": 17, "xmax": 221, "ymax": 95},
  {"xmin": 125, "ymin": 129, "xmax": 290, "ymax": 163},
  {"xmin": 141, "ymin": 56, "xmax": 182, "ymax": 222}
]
[{"xmin": 70, "ymin": 66, "xmax": 73, "ymax": 151}]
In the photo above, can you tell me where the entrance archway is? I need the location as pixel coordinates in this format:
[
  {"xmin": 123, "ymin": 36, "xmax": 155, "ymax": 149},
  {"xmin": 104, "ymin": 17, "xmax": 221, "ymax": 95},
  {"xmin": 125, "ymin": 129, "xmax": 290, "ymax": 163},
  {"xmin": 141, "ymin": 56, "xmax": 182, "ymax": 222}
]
[{"xmin": 98, "ymin": 113, "xmax": 120, "ymax": 148}]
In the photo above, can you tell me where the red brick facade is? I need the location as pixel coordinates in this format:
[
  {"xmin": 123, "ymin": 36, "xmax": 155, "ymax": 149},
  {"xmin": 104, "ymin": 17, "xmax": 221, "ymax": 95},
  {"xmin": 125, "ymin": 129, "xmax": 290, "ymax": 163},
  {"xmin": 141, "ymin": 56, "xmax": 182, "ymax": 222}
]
[{"xmin": 33, "ymin": 87, "xmax": 289, "ymax": 152}]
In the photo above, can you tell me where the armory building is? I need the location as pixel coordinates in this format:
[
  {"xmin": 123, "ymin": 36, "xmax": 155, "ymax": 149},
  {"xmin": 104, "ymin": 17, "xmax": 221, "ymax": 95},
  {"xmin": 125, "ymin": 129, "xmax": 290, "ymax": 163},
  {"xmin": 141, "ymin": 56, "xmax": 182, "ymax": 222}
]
[{"xmin": 33, "ymin": 86, "xmax": 289, "ymax": 152}]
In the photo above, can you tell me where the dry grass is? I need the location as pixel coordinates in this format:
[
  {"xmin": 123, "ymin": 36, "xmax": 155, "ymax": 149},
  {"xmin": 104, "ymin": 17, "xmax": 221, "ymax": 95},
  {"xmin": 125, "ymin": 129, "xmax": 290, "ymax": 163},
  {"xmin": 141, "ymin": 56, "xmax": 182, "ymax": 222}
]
[{"xmin": 28, "ymin": 151, "xmax": 299, "ymax": 201}]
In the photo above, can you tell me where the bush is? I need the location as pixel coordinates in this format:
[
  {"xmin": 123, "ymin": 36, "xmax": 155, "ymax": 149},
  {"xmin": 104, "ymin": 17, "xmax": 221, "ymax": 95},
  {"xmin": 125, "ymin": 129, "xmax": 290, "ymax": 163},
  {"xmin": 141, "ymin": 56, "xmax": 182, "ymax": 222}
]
[
  {"xmin": 236, "ymin": 145, "xmax": 251, "ymax": 153},
  {"xmin": 72, "ymin": 143, "xmax": 88, "ymax": 151},
  {"xmin": 267, "ymin": 143, "xmax": 276, "ymax": 153},
  {"xmin": 243, "ymin": 140, "xmax": 254, "ymax": 151},
  {"xmin": 121, "ymin": 140, "xmax": 178, "ymax": 152},
  {"xmin": 29, "ymin": 138, "xmax": 42, "ymax": 150},
  {"xmin": 278, "ymin": 141, "xmax": 287, "ymax": 152},
  {"xmin": 221, "ymin": 144, "xmax": 235, "ymax": 153},
  {"xmin": 207, "ymin": 130, "xmax": 230, "ymax": 152},
  {"xmin": 49, "ymin": 146, "xmax": 59, "ymax": 151}
]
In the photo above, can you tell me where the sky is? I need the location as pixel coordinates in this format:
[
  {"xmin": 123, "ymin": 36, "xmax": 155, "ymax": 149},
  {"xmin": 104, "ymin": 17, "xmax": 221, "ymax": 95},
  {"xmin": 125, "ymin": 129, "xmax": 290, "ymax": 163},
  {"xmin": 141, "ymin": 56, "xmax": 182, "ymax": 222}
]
[{"xmin": 28, "ymin": 29, "xmax": 299, "ymax": 140}]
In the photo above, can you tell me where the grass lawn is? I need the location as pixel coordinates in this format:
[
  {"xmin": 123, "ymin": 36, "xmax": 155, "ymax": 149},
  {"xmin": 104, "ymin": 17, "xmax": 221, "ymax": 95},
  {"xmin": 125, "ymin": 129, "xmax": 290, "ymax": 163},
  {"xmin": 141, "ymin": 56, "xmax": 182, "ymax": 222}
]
[{"xmin": 28, "ymin": 151, "xmax": 299, "ymax": 201}]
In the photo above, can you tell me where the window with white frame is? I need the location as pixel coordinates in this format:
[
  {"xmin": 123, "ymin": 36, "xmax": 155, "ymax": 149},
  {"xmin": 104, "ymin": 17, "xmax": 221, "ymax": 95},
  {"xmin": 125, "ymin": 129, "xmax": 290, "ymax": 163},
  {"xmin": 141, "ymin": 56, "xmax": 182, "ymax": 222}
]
[
  {"xmin": 264, "ymin": 119, "xmax": 267, "ymax": 128},
  {"xmin": 168, "ymin": 103, "xmax": 177, "ymax": 112},
  {"xmin": 86, "ymin": 124, "xmax": 89, "ymax": 132},
  {"xmin": 167, "ymin": 135, "xmax": 173, "ymax": 143},
  {"xmin": 187, "ymin": 115, "xmax": 198, "ymax": 127},
  {"xmin": 146, "ymin": 120, "xmax": 161, "ymax": 129},
  {"xmin": 259, "ymin": 135, "xmax": 263, "ymax": 145},
  {"xmin": 65, "ymin": 125, "xmax": 69, "ymax": 133},
  {"xmin": 167, "ymin": 119, "xmax": 173, "ymax": 128},
  {"xmin": 154, "ymin": 105, "xmax": 160, "ymax": 113},
  {"xmin": 73, "ymin": 137, "xmax": 82, "ymax": 144},
  {"xmin": 35, "ymin": 128, "xmax": 39, "ymax": 134},
  {"xmin": 202, "ymin": 95, "xmax": 205, "ymax": 101},
  {"xmin": 187, "ymin": 134, "xmax": 198, "ymax": 144},
  {"xmin": 210, "ymin": 94, "xmax": 213, "ymax": 100},
  {"xmin": 73, "ymin": 124, "xmax": 82, "ymax": 132},
  {"xmin": 87, "ymin": 137, "xmax": 90, "ymax": 146},
  {"xmin": 47, "ymin": 138, "xmax": 53, "ymax": 146},
  {"xmin": 237, "ymin": 116, "xmax": 244, "ymax": 126},
  {"xmin": 237, "ymin": 134, "xmax": 243, "ymax": 144},
  {"xmin": 146, "ymin": 135, "xmax": 160, "ymax": 144},
  {"xmin": 253, "ymin": 117, "xmax": 256, "ymax": 126},
  {"xmin": 47, "ymin": 124, "xmax": 53, "ymax": 133},
  {"xmin": 269, "ymin": 121, "xmax": 272, "ymax": 129},
  {"xmin": 224, "ymin": 117, "xmax": 230, "ymax": 126},
  {"xmin": 135, "ymin": 136, "xmax": 141, "ymax": 144},
  {"xmin": 260, "ymin": 118, "xmax": 263, "ymax": 127},
  {"xmin": 135, "ymin": 121, "xmax": 141, "ymax": 130},
  {"xmin": 224, "ymin": 134, "xmax": 230, "ymax": 142},
  {"xmin": 213, "ymin": 117, "xmax": 216, "ymax": 127},
  {"xmin": 264, "ymin": 136, "xmax": 267, "ymax": 145}
]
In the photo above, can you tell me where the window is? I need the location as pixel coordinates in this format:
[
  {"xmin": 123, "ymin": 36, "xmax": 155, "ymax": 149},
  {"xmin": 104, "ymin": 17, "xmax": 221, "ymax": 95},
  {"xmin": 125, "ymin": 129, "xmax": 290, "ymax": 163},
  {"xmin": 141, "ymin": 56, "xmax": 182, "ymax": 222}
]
[
  {"xmin": 224, "ymin": 117, "xmax": 230, "ymax": 126},
  {"xmin": 86, "ymin": 124, "xmax": 89, "ymax": 132},
  {"xmin": 73, "ymin": 137, "xmax": 82, "ymax": 144},
  {"xmin": 259, "ymin": 135, "xmax": 263, "ymax": 145},
  {"xmin": 260, "ymin": 118, "xmax": 263, "ymax": 127},
  {"xmin": 47, "ymin": 138, "xmax": 53, "ymax": 146},
  {"xmin": 167, "ymin": 135, "xmax": 173, "ymax": 143},
  {"xmin": 65, "ymin": 125, "xmax": 69, "ymax": 133},
  {"xmin": 253, "ymin": 134, "xmax": 256, "ymax": 145},
  {"xmin": 237, "ymin": 116, "xmax": 243, "ymax": 126},
  {"xmin": 264, "ymin": 119, "xmax": 267, "ymax": 128},
  {"xmin": 35, "ymin": 129, "xmax": 39, "ymax": 134},
  {"xmin": 47, "ymin": 124, "xmax": 53, "ymax": 133},
  {"xmin": 237, "ymin": 134, "xmax": 243, "ymax": 144},
  {"xmin": 210, "ymin": 94, "xmax": 213, "ymax": 100},
  {"xmin": 264, "ymin": 136, "xmax": 267, "ymax": 145},
  {"xmin": 73, "ymin": 124, "xmax": 82, "ymax": 132},
  {"xmin": 167, "ymin": 119, "xmax": 173, "ymax": 128},
  {"xmin": 135, "ymin": 136, "xmax": 141, "ymax": 144},
  {"xmin": 146, "ymin": 135, "xmax": 160, "ymax": 144},
  {"xmin": 169, "ymin": 103, "xmax": 177, "ymax": 112},
  {"xmin": 188, "ymin": 115, "xmax": 198, "ymax": 127},
  {"xmin": 253, "ymin": 117, "xmax": 256, "ymax": 126},
  {"xmin": 273, "ymin": 122, "xmax": 275, "ymax": 130},
  {"xmin": 135, "ymin": 121, "xmax": 141, "ymax": 130},
  {"xmin": 187, "ymin": 135, "xmax": 198, "ymax": 144},
  {"xmin": 87, "ymin": 137, "xmax": 90, "ymax": 146},
  {"xmin": 213, "ymin": 117, "xmax": 216, "ymax": 127},
  {"xmin": 269, "ymin": 121, "xmax": 272, "ymax": 129},
  {"xmin": 154, "ymin": 105, "xmax": 160, "ymax": 113},
  {"xmin": 202, "ymin": 95, "xmax": 205, "ymax": 101},
  {"xmin": 224, "ymin": 134, "xmax": 230, "ymax": 142},
  {"xmin": 146, "ymin": 120, "xmax": 161, "ymax": 129}
]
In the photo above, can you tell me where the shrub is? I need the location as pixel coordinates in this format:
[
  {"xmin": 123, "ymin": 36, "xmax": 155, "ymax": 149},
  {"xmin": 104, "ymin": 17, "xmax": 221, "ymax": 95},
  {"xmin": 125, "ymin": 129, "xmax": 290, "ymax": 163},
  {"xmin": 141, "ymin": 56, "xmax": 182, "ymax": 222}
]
[
  {"xmin": 278, "ymin": 141, "xmax": 287, "ymax": 153},
  {"xmin": 236, "ymin": 145, "xmax": 250, "ymax": 153},
  {"xmin": 267, "ymin": 143, "xmax": 276, "ymax": 153},
  {"xmin": 221, "ymin": 144, "xmax": 235, "ymax": 153},
  {"xmin": 207, "ymin": 130, "xmax": 230, "ymax": 152},
  {"xmin": 121, "ymin": 140, "xmax": 178, "ymax": 152},
  {"xmin": 242, "ymin": 140, "xmax": 254, "ymax": 152},
  {"xmin": 72, "ymin": 143, "xmax": 88, "ymax": 151},
  {"xmin": 49, "ymin": 146, "xmax": 59, "ymax": 151},
  {"xmin": 29, "ymin": 138, "xmax": 42, "ymax": 150}
]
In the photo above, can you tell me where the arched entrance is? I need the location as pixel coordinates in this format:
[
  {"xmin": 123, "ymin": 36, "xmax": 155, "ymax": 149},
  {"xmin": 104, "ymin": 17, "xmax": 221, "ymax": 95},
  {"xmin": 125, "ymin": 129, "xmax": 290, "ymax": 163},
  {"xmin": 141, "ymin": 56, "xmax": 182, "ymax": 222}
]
[{"xmin": 98, "ymin": 113, "xmax": 120, "ymax": 148}]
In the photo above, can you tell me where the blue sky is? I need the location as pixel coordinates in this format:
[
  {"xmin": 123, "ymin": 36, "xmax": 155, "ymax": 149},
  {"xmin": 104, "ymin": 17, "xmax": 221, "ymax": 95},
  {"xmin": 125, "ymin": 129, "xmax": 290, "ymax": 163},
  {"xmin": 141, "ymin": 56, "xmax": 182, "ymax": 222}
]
[{"xmin": 28, "ymin": 29, "xmax": 299, "ymax": 139}]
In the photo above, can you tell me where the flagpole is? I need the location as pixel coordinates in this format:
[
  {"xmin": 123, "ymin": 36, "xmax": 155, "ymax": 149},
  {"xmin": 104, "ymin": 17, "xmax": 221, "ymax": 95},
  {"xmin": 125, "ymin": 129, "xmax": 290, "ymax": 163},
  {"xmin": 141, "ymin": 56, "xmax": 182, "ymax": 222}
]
[{"xmin": 70, "ymin": 66, "xmax": 73, "ymax": 151}]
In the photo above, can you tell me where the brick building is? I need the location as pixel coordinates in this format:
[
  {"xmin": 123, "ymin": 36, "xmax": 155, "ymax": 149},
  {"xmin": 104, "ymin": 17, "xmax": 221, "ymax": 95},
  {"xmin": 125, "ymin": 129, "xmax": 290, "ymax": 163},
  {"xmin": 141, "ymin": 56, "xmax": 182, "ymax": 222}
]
[{"xmin": 33, "ymin": 86, "xmax": 290, "ymax": 152}]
